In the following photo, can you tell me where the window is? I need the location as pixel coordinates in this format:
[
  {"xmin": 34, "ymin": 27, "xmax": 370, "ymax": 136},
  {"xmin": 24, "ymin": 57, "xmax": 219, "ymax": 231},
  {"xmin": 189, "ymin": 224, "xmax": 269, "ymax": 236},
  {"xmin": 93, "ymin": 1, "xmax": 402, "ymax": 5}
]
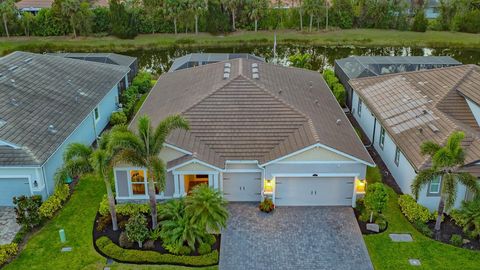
[
  {"xmin": 130, "ymin": 170, "xmax": 146, "ymax": 195},
  {"xmin": 428, "ymin": 177, "xmax": 441, "ymax": 195},
  {"xmin": 94, "ymin": 107, "xmax": 100, "ymax": 121},
  {"xmin": 394, "ymin": 146, "xmax": 401, "ymax": 166},
  {"xmin": 357, "ymin": 98, "xmax": 363, "ymax": 117},
  {"xmin": 379, "ymin": 127, "xmax": 385, "ymax": 149}
]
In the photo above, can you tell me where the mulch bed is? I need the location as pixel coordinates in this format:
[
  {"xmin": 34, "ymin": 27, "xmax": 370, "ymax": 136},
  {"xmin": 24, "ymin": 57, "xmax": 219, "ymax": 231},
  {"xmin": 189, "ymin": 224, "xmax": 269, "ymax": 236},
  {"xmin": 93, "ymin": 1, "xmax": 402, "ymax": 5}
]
[
  {"xmin": 92, "ymin": 212, "xmax": 221, "ymax": 256},
  {"xmin": 353, "ymin": 208, "xmax": 388, "ymax": 235},
  {"xmin": 426, "ymin": 215, "xmax": 480, "ymax": 250}
]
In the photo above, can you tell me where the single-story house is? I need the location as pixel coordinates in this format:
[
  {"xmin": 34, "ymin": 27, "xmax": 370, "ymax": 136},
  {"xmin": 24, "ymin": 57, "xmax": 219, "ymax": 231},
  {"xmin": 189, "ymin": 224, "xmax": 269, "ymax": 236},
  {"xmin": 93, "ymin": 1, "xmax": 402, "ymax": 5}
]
[
  {"xmin": 16, "ymin": 0, "xmax": 108, "ymax": 14},
  {"xmin": 49, "ymin": 53, "xmax": 138, "ymax": 85},
  {"xmin": 349, "ymin": 65, "xmax": 480, "ymax": 210},
  {"xmin": 425, "ymin": 0, "xmax": 440, "ymax": 19},
  {"xmin": 0, "ymin": 51, "xmax": 129, "ymax": 206},
  {"xmin": 114, "ymin": 58, "xmax": 374, "ymax": 207},
  {"xmin": 334, "ymin": 56, "xmax": 461, "ymax": 108},
  {"xmin": 169, "ymin": 53, "xmax": 265, "ymax": 72}
]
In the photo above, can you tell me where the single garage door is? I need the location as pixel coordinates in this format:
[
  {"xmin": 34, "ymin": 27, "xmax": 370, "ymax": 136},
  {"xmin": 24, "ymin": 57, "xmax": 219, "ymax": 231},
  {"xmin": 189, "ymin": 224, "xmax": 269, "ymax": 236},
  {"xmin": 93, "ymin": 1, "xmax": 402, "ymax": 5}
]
[
  {"xmin": 275, "ymin": 177, "xmax": 354, "ymax": 206},
  {"xmin": 223, "ymin": 172, "xmax": 261, "ymax": 202},
  {"xmin": 0, "ymin": 178, "xmax": 31, "ymax": 206}
]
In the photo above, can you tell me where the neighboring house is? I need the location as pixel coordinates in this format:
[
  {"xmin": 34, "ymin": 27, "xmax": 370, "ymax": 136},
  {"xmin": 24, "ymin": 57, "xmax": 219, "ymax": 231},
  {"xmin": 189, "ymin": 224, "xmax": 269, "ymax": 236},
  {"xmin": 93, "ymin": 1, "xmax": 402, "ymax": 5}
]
[
  {"xmin": 0, "ymin": 51, "xmax": 129, "ymax": 206},
  {"xmin": 15, "ymin": 0, "xmax": 108, "ymax": 14},
  {"xmin": 49, "ymin": 52, "xmax": 138, "ymax": 86},
  {"xmin": 349, "ymin": 65, "xmax": 480, "ymax": 211},
  {"xmin": 114, "ymin": 58, "xmax": 374, "ymax": 207},
  {"xmin": 169, "ymin": 53, "xmax": 265, "ymax": 72},
  {"xmin": 335, "ymin": 56, "xmax": 461, "ymax": 109},
  {"xmin": 425, "ymin": 0, "xmax": 440, "ymax": 19}
]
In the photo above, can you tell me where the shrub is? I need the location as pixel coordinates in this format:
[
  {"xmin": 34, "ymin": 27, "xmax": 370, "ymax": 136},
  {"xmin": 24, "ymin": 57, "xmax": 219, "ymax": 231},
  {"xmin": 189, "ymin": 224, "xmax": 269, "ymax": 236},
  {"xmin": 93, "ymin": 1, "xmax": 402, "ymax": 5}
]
[
  {"xmin": 96, "ymin": 215, "xmax": 112, "ymax": 232},
  {"xmin": 99, "ymin": 195, "xmax": 150, "ymax": 217},
  {"xmin": 203, "ymin": 234, "xmax": 216, "ymax": 246},
  {"xmin": 96, "ymin": 237, "xmax": 219, "ymax": 266},
  {"xmin": 0, "ymin": 243, "xmax": 18, "ymax": 266},
  {"xmin": 13, "ymin": 195, "xmax": 43, "ymax": 228},
  {"xmin": 259, "ymin": 198, "xmax": 275, "ymax": 213},
  {"xmin": 333, "ymin": 84, "xmax": 346, "ymax": 107},
  {"xmin": 198, "ymin": 242, "xmax": 211, "ymax": 255},
  {"xmin": 366, "ymin": 166, "xmax": 382, "ymax": 184},
  {"xmin": 450, "ymin": 198, "xmax": 480, "ymax": 238},
  {"xmin": 364, "ymin": 183, "xmax": 388, "ymax": 214},
  {"xmin": 411, "ymin": 9, "xmax": 428, "ymax": 32},
  {"xmin": 39, "ymin": 184, "xmax": 69, "ymax": 219},
  {"xmin": 132, "ymin": 72, "xmax": 153, "ymax": 94},
  {"xmin": 178, "ymin": 245, "xmax": 192, "ymax": 255},
  {"xmin": 375, "ymin": 214, "xmax": 387, "ymax": 231},
  {"xmin": 13, "ymin": 226, "xmax": 29, "ymax": 244},
  {"xmin": 398, "ymin": 195, "xmax": 435, "ymax": 223},
  {"xmin": 450, "ymin": 234, "xmax": 463, "ymax": 247},
  {"xmin": 119, "ymin": 232, "xmax": 134, "ymax": 248},
  {"xmin": 126, "ymin": 214, "xmax": 149, "ymax": 248},
  {"xmin": 323, "ymin": 70, "xmax": 339, "ymax": 87},
  {"xmin": 110, "ymin": 111, "xmax": 127, "ymax": 126},
  {"xmin": 149, "ymin": 227, "xmax": 162, "ymax": 241},
  {"xmin": 413, "ymin": 220, "xmax": 433, "ymax": 238}
]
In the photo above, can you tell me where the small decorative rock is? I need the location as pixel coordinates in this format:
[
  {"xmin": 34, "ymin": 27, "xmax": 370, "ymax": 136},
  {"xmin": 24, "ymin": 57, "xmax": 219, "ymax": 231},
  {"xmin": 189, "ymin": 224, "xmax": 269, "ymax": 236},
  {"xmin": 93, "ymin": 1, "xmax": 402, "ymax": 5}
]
[
  {"xmin": 463, "ymin": 239, "xmax": 471, "ymax": 244},
  {"xmin": 389, "ymin": 233, "xmax": 413, "ymax": 242},
  {"xmin": 366, "ymin": 223, "xmax": 380, "ymax": 232},
  {"xmin": 61, "ymin": 247, "xmax": 72, "ymax": 252},
  {"xmin": 408, "ymin": 259, "xmax": 421, "ymax": 266}
]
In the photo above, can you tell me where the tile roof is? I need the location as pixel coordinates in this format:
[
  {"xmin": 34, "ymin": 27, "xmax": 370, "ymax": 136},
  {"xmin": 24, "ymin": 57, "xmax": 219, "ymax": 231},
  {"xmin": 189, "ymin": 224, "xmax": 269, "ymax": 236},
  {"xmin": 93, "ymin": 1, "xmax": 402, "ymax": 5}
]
[
  {"xmin": 350, "ymin": 65, "xmax": 480, "ymax": 171},
  {"xmin": 132, "ymin": 58, "xmax": 373, "ymax": 169},
  {"xmin": 0, "ymin": 51, "xmax": 129, "ymax": 166}
]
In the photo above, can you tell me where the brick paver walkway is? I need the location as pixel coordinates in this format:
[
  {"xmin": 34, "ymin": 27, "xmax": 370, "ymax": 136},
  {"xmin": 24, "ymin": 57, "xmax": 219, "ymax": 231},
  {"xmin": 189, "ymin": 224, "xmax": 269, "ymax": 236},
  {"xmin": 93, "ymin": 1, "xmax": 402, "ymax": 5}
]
[{"xmin": 0, "ymin": 207, "xmax": 21, "ymax": 245}]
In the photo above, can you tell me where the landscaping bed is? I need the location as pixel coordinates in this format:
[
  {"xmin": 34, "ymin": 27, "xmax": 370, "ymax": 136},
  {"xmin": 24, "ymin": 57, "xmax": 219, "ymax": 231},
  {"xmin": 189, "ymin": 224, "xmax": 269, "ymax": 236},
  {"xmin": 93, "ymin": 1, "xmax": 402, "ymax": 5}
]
[
  {"xmin": 354, "ymin": 208, "xmax": 388, "ymax": 235},
  {"xmin": 426, "ymin": 216, "xmax": 480, "ymax": 250}
]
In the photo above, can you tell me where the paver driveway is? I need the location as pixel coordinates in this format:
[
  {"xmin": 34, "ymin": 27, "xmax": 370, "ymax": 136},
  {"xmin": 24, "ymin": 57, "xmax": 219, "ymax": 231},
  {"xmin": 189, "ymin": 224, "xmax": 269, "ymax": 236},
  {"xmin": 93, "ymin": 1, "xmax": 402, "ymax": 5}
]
[
  {"xmin": 0, "ymin": 207, "xmax": 20, "ymax": 245},
  {"xmin": 219, "ymin": 203, "xmax": 373, "ymax": 270}
]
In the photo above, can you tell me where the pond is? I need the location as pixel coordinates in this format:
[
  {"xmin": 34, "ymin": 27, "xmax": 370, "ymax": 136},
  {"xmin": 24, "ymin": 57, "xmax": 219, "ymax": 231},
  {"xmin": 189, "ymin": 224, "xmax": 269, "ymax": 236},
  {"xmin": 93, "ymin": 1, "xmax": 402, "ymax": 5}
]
[{"xmin": 122, "ymin": 45, "xmax": 480, "ymax": 75}]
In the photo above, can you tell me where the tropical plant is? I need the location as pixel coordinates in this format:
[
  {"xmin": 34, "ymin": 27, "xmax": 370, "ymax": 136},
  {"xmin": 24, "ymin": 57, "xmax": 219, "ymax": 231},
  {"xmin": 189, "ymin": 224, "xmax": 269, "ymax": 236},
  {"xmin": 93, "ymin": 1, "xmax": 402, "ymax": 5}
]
[
  {"xmin": 61, "ymin": 0, "xmax": 81, "ymax": 37},
  {"xmin": 222, "ymin": 0, "xmax": 241, "ymax": 31},
  {"xmin": 109, "ymin": 115, "xmax": 189, "ymax": 229},
  {"xmin": 247, "ymin": 0, "xmax": 268, "ymax": 32},
  {"xmin": 165, "ymin": 0, "xmax": 185, "ymax": 34},
  {"xmin": 20, "ymin": 12, "xmax": 34, "ymax": 36},
  {"xmin": 160, "ymin": 213, "xmax": 205, "ymax": 253},
  {"xmin": 364, "ymin": 183, "xmax": 388, "ymax": 222},
  {"xmin": 259, "ymin": 197, "xmax": 274, "ymax": 212},
  {"xmin": 411, "ymin": 131, "xmax": 480, "ymax": 239},
  {"xmin": 398, "ymin": 194, "xmax": 435, "ymax": 223},
  {"xmin": 0, "ymin": 0, "xmax": 15, "ymax": 37},
  {"xmin": 188, "ymin": 0, "xmax": 208, "ymax": 34},
  {"xmin": 185, "ymin": 184, "xmax": 229, "ymax": 232},
  {"xmin": 288, "ymin": 53, "xmax": 312, "ymax": 69},
  {"xmin": 411, "ymin": 8, "xmax": 428, "ymax": 32},
  {"xmin": 303, "ymin": 0, "xmax": 324, "ymax": 31},
  {"xmin": 126, "ymin": 213, "xmax": 150, "ymax": 248},
  {"xmin": 450, "ymin": 197, "xmax": 480, "ymax": 238},
  {"xmin": 13, "ymin": 195, "xmax": 43, "ymax": 229},
  {"xmin": 159, "ymin": 198, "xmax": 186, "ymax": 221},
  {"xmin": 109, "ymin": 0, "xmax": 138, "ymax": 38}
]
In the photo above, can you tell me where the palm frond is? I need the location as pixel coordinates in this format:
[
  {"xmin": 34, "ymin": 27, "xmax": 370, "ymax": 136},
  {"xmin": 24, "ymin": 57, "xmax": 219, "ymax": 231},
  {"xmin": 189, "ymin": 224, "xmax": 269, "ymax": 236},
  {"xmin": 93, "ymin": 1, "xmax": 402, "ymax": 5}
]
[
  {"xmin": 411, "ymin": 168, "xmax": 438, "ymax": 200},
  {"xmin": 63, "ymin": 143, "xmax": 92, "ymax": 162},
  {"xmin": 111, "ymin": 148, "xmax": 146, "ymax": 167},
  {"xmin": 109, "ymin": 130, "xmax": 146, "ymax": 156},
  {"xmin": 152, "ymin": 114, "xmax": 189, "ymax": 152},
  {"xmin": 443, "ymin": 173, "xmax": 457, "ymax": 210},
  {"xmin": 457, "ymin": 172, "xmax": 480, "ymax": 197},
  {"xmin": 137, "ymin": 115, "xmax": 153, "ymax": 155},
  {"xmin": 64, "ymin": 158, "xmax": 92, "ymax": 177},
  {"xmin": 420, "ymin": 141, "xmax": 441, "ymax": 157},
  {"xmin": 90, "ymin": 149, "xmax": 111, "ymax": 179},
  {"xmin": 150, "ymin": 156, "xmax": 166, "ymax": 192}
]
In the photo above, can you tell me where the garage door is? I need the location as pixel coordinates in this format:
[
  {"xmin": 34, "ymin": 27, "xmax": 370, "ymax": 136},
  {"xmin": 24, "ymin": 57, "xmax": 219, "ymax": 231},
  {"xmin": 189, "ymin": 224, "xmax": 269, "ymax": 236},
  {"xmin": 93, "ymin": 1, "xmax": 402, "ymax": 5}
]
[
  {"xmin": 0, "ymin": 178, "xmax": 31, "ymax": 206},
  {"xmin": 223, "ymin": 172, "xmax": 261, "ymax": 202},
  {"xmin": 275, "ymin": 177, "xmax": 354, "ymax": 206}
]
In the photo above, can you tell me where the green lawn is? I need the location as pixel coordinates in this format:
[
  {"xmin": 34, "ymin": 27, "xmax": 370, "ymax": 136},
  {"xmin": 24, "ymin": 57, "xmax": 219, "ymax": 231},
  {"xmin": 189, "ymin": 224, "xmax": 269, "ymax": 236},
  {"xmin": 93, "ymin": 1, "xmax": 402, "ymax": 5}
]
[
  {"xmin": 364, "ymin": 187, "xmax": 480, "ymax": 269},
  {"xmin": 3, "ymin": 175, "xmax": 217, "ymax": 270},
  {"xmin": 1, "ymin": 29, "xmax": 480, "ymax": 55}
]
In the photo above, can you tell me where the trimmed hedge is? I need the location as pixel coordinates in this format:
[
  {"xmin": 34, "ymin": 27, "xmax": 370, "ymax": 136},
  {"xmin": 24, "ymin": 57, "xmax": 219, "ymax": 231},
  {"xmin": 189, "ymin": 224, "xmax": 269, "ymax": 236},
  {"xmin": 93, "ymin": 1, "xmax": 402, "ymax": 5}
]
[
  {"xmin": 39, "ymin": 184, "xmax": 70, "ymax": 219},
  {"xmin": 322, "ymin": 69, "xmax": 346, "ymax": 107},
  {"xmin": 398, "ymin": 194, "xmax": 435, "ymax": 223},
  {"xmin": 95, "ymin": 236, "xmax": 219, "ymax": 266},
  {"xmin": 0, "ymin": 243, "xmax": 18, "ymax": 266},
  {"xmin": 99, "ymin": 195, "xmax": 150, "ymax": 217}
]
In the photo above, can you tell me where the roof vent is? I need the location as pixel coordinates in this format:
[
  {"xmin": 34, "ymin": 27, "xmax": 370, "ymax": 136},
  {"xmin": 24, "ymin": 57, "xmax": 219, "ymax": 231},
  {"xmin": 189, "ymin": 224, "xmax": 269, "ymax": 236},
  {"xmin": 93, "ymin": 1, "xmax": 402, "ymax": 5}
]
[
  {"xmin": 428, "ymin": 123, "xmax": 439, "ymax": 133},
  {"xmin": 309, "ymin": 81, "xmax": 313, "ymax": 87},
  {"xmin": 0, "ymin": 119, "xmax": 6, "ymax": 128},
  {"xmin": 252, "ymin": 73, "xmax": 259, "ymax": 79},
  {"xmin": 314, "ymin": 99, "xmax": 319, "ymax": 105},
  {"xmin": 336, "ymin": 119, "xmax": 342, "ymax": 125},
  {"xmin": 251, "ymin": 63, "xmax": 258, "ymax": 68},
  {"xmin": 48, "ymin": 125, "xmax": 58, "ymax": 134},
  {"xmin": 8, "ymin": 66, "xmax": 18, "ymax": 71},
  {"xmin": 24, "ymin": 58, "xmax": 33, "ymax": 63},
  {"xmin": 224, "ymin": 67, "xmax": 231, "ymax": 73},
  {"xmin": 252, "ymin": 67, "xmax": 259, "ymax": 73},
  {"xmin": 278, "ymin": 90, "xmax": 283, "ymax": 95},
  {"xmin": 77, "ymin": 90, "xmax": 87, "ymax": 97},
  {"xmin": 223, "ymin": 72, "xmax": 230, "ymax": 79},
  {"xmin": 224, "ymin": 63, "xmax": 231, "ymax": 68},
  {"xmin": 10, "ymin": 98, "xmax": 19, "ymax": 106}
]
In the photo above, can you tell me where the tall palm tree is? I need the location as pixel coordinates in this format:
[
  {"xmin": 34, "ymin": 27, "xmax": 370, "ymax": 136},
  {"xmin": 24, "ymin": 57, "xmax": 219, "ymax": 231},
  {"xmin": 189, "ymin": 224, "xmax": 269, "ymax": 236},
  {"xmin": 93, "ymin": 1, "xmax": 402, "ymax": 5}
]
[
  {"xmin": 189, "ymin": 0, "xmax": 207, "ymax": 34},
  {"xmin": 222, "ymin": 0, "xmax": 240, "ymax": 31},
  {"xmin": 165, "ymin": 0, "xmax": 184, "ymax": 34},
  {"xmin": 61, "ymin": 0, "xmax": 81, "ymax": 38},
  {"xmin": 303, "ymin": 0, "xmax": 323, "ymax": 32},
  {"xmin": 248, "ymin": 0, "xmax": 268, "ymax": 32},
  {"xmin": 412, "ymin": 131, "xmax": 480, "ymax": 239},
  {"xmin": 185, "ymin": 184, "xmax": 229, "ymax": 233},
  {"xmin": 0, "ymin": 0, "xmax": 15, "ymax": 38},
  {"xmin": 109, "ymin": 115, "xmax": 189, "ymax": 229}
]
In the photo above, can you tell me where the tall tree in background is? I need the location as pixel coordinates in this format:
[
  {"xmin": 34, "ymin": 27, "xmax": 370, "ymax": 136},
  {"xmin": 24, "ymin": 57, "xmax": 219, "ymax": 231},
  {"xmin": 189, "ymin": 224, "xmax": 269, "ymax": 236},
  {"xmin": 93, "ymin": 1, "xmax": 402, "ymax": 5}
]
[
  {"xmin": 143, "ymin": 0, "xmax": 163, "ymax": 33},
  {"xmin": 189, "ymin": 0, "xmax": 208, "ymax": 34},
  {"xmin": 0, "ymin": 0, "xmax": 15, "ymax": 37},
  {"xmin": 412, "ymin": 131, "xmax": 480, "ymax": 240},
  {"xmin": 331, "ymin": 0, "xmax": 353, "ymax": 29},
  {"xmin": 109, "ymin": 115, "xmax": 189, "ymax": 229},
  {"xmin": 298, "ymin": 0, "xmax": 304, "ymax": 30},
  {"xmin": 222, "ymin": 0, "xmax": 240, "ymax": 31},
  {"xmin": 165, "ymin": 0, "xmax": 184, "ymax": 34},
  {"xmin": 21, "ymin": 11, "xmax": 34, "ymax": 36},
  {"xmin": 109, "ymin": 0, "xmax": 138, "ymax": 38},
  {"xmin": 61, "ymin": 0, "xmax": 81, "ymax": 38},
  {"xmin": 248, "ymin": 0, "xmax": 268, "ymax": 32},
  {"xmin": 303, "ymin": 0, "xmax": 323, "ymax": 31}
]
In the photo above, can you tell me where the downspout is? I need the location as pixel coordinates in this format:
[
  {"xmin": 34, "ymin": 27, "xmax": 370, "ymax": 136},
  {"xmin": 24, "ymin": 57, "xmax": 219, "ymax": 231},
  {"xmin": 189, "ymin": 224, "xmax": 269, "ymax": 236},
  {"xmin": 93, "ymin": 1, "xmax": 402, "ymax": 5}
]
[
  {"xmin": 366, "ymin": 118, "xmax": 377, "ymax": 147},
  {"xmin": 41, "ymin": 166, "xmax": 50, "ymax": 197},
  {"xmin": 91, "ymin": 111, "xmax": 98, "ymax": 145}
]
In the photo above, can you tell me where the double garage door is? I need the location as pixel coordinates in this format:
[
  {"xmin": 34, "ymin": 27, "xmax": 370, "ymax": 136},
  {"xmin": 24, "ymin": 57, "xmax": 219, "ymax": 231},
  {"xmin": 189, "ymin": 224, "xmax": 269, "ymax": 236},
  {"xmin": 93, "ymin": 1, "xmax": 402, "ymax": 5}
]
[
  {"xmin": 0, "ymin": 178, "xmax": 31, "ymax": 206},
  {"xmin": 275, "ymin": 177, "xmax": 354, "ymax": 206}
]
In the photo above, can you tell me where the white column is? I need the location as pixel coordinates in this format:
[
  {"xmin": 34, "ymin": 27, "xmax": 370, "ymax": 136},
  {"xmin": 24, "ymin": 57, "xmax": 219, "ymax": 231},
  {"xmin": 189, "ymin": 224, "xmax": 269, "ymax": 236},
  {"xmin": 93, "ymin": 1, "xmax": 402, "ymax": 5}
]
[
  {"xmin": 179, "ymin": 174, "xmax": 186, "ymax": 197},
  {"xmin": 173, "ymin": 173, "xmax": 180, "ymax": 198},
  {"xmin": 212, "ymin": 173, "xmax": 219, "ymax": 190}
]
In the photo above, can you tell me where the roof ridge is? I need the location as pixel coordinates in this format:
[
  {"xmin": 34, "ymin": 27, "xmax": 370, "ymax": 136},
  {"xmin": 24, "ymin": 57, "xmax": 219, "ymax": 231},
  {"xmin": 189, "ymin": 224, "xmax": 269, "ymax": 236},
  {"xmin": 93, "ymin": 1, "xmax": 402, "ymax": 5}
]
[{"xmin": 240, "ymin": 74, "xmax": 321, "ymax": 142}]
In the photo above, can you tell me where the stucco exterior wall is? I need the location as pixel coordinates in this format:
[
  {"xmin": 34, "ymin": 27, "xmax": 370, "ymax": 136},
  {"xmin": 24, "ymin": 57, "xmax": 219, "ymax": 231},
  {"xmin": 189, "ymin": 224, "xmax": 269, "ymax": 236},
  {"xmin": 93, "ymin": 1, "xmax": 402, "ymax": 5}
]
[{"xmin": 265, "ymin": 163, "xmax": 367, "ymax": 180}]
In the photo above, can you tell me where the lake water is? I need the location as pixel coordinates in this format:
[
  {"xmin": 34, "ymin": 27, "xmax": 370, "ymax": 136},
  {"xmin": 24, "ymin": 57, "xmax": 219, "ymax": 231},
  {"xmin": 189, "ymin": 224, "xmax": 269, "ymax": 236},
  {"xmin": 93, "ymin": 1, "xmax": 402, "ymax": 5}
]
[{"xmin": 123, "ymin": 45, "xmax": 480, "ymax": 75}]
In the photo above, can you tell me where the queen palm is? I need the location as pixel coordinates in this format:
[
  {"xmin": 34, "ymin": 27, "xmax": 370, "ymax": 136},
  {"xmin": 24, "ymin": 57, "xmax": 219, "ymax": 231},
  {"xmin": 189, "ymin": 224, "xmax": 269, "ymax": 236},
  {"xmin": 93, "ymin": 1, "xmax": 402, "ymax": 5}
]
[
  {"xmin": 109, "ymin": 115, "xmax": 189, "ymax": 229},
  {"xmin": 185, "ymin": 184, "xmax": 228, "ymax": 233},
  {"xmin": 412, "ymin": 131, "xmax": 480, "ymax": 239}
]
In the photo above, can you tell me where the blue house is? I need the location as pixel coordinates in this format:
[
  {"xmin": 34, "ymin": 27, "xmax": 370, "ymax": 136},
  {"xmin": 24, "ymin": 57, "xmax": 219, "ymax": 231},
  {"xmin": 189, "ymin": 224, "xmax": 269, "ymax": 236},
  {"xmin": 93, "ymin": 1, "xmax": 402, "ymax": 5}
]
[{"xmin": 0, "ymin": 51, "xmax": 130, "ymax": 206}]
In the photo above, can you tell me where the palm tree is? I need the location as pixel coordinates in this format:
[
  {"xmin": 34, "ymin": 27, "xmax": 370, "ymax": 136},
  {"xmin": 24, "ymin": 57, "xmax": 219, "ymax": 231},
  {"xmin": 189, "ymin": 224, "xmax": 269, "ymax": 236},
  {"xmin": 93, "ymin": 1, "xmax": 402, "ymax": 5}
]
[
  {"xmin": 303, "ymin": 0, "xmax": 323, "ymax": 32},
  {"xmin": 189, "ymin": 0, "xmax": 207, "ymax": 34},
  {"xmin": 222, "ymin": 0, "xmax": 240, "ymax": 31},
  {"xmin": 165, "ymin": 0, "xmax": 184, "ymax": 34},
  {"xmin": 185, "ymin": 184, "xmax": 229, "ymax": 233},
  {"xmin": 160, "ymin": 213, "xmax": 205, "ymax": 252},
  {"xmin": 159, "ymin": 198, "xmax": 186, "ymax": 221},
  {"xmin": 0, "ymin": 0, "xmax": 15, "ymax": 38},
  {"xmin": 412, "ymin": 131, "xmax": 480, "ymax": 239},
  {"xmin": 248, "ymin": 0, "xmax": 268, "ymax": 32},
  {"xmin": 109, "ymin": 115, "xmax": 189, "ymax": 229},
  {"xmin": 61, "ymin": 0, "xmax": 81, "ymax": 38}
]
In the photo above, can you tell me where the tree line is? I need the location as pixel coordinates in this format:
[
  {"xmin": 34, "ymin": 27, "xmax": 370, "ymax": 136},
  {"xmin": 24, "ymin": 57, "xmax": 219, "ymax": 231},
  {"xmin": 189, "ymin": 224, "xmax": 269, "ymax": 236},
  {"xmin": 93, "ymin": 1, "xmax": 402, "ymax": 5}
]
[{"xmin": 0, "ymin": 0, "xmax": 479, "ymax": 38}]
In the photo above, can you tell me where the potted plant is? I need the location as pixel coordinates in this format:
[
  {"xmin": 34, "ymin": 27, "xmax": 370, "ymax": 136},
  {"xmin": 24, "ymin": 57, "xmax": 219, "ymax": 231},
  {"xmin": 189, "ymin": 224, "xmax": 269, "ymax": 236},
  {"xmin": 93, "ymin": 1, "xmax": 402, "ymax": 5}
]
[{"xmin": 259, "ymin": 198, "xmax": 275, "ymax": 213}]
